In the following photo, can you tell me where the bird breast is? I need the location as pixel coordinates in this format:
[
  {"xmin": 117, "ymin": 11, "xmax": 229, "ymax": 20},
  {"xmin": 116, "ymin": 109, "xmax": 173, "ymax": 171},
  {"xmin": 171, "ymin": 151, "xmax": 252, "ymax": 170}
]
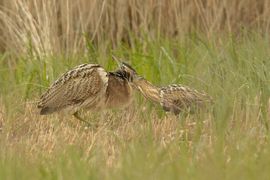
[{"xmin": 104, "ymin": 75, "xmax": 133, "ymax": 108}]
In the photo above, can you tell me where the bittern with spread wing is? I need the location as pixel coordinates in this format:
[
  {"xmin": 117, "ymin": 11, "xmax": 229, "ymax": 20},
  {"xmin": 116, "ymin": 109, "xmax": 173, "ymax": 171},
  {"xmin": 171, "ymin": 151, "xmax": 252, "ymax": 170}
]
[
  {"xmin": 37, "ymin": 62, "xmax": 135, "ymax": 123},
  {"xmin": 118, "ymin": 61, "xmax": 212, "ymax": 115}
]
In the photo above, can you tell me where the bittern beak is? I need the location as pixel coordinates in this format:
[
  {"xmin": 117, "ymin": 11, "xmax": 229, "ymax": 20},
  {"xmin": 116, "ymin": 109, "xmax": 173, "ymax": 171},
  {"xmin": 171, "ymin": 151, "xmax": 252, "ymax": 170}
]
[{"xmin": 112, "ymin": 55, "xmax": 122, "ymax": 67}]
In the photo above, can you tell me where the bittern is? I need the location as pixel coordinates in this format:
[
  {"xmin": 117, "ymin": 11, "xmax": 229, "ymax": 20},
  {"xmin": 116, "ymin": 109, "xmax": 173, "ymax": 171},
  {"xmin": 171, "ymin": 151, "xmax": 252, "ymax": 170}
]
[
  {"xmin": 37, "ymin": 63, "xmax": 135, "ymax": 123},
  {"xmin": 118, "ymin": 62, "xmax": 212, "ymax": 115}
]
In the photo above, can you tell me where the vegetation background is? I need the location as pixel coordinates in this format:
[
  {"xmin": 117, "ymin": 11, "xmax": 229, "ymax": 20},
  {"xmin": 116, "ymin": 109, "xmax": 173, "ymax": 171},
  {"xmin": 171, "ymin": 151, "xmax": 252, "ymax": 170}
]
[{"xmin": 0, "ymin": 0, "xmax": 270, "ymax": 179}]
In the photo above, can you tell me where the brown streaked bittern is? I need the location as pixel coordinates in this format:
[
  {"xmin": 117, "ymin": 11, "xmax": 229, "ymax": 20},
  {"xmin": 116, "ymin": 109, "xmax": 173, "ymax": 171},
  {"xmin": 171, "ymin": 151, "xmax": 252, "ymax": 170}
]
[
  {"xmin": 37, "ymin": 62, "xmax": 135, "ymax": 124},
  {"xmin": 117, "ymin": 61, "xmax": 212, "ymax": 115}
]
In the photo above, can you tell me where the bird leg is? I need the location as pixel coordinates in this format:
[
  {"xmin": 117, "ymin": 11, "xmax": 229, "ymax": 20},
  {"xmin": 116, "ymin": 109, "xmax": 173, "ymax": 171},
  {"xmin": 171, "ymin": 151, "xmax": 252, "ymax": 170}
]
[{"xmin": 73, "ymin": 111, "xmax": 93, "ymax": 127}]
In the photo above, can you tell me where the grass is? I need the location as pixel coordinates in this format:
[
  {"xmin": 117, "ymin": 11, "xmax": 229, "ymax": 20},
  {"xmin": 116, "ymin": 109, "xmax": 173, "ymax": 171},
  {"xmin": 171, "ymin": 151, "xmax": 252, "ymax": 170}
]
[
  {"xmin": 0, "ymin": 32, "xmax": 270, "ymax": 179},
  {"xmin": 1, "ymin": 0, "xmax": 270, "ymax": 54},
  {"xmin": 1, "ymin": 1, "xmax": 270, "ymax": 179}
]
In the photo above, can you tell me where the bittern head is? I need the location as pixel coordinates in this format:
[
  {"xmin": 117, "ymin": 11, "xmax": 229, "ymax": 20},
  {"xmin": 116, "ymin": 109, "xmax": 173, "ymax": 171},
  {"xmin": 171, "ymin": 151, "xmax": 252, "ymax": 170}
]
[{"xmin": 112, "ymin": 56, "xmax": 141, "ymax": 82}]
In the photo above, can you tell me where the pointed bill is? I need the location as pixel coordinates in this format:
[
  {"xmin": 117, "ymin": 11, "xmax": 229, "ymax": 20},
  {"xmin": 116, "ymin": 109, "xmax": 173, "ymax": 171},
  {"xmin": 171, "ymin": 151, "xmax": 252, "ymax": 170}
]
[{"xmin": 112, "ymin": 55, "xmax": 122, "ymax": 67}]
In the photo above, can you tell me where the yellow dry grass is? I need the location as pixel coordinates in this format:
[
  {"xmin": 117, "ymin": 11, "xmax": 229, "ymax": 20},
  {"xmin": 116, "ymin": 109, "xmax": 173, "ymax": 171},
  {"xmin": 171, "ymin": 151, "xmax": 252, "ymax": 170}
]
[
  {"xmin": 1, "ymin": 96, "xmax": 268, "ymax": 170},
  {"xmin": 0, "ymin": 100, "xmax": 215, "ymax": 167},
  {"xmin": 0, "ymin": 0, "xmax": 270, "ymax": 55}
]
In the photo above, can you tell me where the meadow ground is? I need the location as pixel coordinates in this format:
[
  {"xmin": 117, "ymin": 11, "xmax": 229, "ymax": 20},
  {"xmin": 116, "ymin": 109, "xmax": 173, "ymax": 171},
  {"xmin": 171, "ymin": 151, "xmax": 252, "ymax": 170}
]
[{"xmin": 1, "ymin": 33, "xmax": 270, "ymax": 180}]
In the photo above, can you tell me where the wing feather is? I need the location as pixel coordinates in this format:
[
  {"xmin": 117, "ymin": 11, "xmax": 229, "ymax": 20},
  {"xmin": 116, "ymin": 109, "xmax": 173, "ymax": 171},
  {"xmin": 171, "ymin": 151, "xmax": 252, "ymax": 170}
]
[{"xmin": 37, "ymin": 64, "xmax": 108, "ymax": 114}]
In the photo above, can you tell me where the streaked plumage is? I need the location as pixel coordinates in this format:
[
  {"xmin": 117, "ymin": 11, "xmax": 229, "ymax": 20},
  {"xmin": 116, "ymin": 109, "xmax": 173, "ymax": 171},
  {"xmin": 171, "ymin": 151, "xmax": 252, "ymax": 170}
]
[
  {"xmin": 118, "ymin": 62, "xmax": 212, "ymax": 115},
  {"xmin": 37, "ymin": 63, "xmax": 134, "ymax": 117},
  {"xmin": 159, "ymin": 84, "xmax": 212, "ymax": 114},
  {"xmin": 37, "ymin": 59, "xmax": 212, "ymax": 119},
  {"xmin": 135, "ymin": 78, "xmax": 211, "ymax": 114}
]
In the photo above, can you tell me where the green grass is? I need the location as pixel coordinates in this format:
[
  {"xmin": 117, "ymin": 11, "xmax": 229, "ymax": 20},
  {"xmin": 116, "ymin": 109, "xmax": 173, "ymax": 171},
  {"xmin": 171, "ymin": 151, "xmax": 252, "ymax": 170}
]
[{"xmin": 0, "ymin": 33, "xmax": 270, "ymax": 180}]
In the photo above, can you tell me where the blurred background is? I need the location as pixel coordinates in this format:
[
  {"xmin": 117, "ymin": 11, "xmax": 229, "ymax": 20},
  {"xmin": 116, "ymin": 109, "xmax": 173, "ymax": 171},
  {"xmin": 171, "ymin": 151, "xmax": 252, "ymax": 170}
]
[{"xmin": 0, "ymin": 0, "xmax": 269, "ymax": 55}]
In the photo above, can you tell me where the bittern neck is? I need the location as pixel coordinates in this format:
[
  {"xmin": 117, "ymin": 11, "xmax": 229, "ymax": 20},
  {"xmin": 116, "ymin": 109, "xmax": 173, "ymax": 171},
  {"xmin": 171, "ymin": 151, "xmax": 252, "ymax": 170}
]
[{"xmin": 134, "ymin": 78, "xmax": 160, "ymax": 103}]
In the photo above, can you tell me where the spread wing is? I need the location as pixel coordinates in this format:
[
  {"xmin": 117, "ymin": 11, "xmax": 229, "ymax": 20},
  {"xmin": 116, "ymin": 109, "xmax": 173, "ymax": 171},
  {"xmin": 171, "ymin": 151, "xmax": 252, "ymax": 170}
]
[
  {"xmin": 160, "ymin": 84, "xmax": 211, "ymax": 114},
  {"xmin": 37, "ymin": 64, "xmax": 108, "ymax": 114}
]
